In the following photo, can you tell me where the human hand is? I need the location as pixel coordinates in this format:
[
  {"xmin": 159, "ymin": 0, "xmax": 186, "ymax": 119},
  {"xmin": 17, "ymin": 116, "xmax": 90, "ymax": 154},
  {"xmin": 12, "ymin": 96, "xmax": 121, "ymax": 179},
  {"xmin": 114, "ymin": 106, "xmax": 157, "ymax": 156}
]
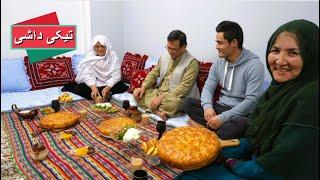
[
  {"xmin": 225, "ymin": 159, "xmax": 264, "ymax": 179},
  {"xmin": 101, "ymin": 86, "xmax": 111, "ymax": 100},
  {"xmin": 225, "ymin": 158, "xmax": 240, "ymax": 170},
  {"xmin": 150, "ymin": 95, "xmax": 164, "ymax": 111},
  {"xmin": 133, "ymin": 87, "xmax": 145, "ymax": 100},
  {"xmin": 90, "ymin": 85, "xmax": 100, "ymax": 99},
  {"xmin": 204, "ymin": 108, "xmax": 216, "ymax": 122},
  {"xmin": 207, "ymin": 115, "xmax": 223, "ymax": 130}
]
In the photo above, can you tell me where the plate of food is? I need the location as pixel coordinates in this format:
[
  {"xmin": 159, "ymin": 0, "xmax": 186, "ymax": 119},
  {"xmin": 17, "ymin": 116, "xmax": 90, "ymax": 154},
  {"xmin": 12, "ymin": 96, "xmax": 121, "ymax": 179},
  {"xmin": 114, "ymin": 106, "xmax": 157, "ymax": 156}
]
[
  {"xmin": 41, "ymin": 107, "xmax": 55, "ymax": 115},
  {"xmin": 38, "ymin": 111, "xmax": 82, "ymax": 130},
  {"xmin": 99, "ymin": 125, "xmax": 141, "ymax": 142},
  {"xmin": 97, "ymin": 117, "xmax": 141, "ymax": 142},
  {"xmin": 91, "ymin": 103, "xmax": 118, "ymax": 113},
  {"xmin": 70, "ymin": 146, "xmax": 96, "ymax": 157},
  {"xmin": 141, "ymin": 138, "xmax": 161, "ymax": 165},
  {"xmin": 100, "ymin": 126, "xmax": 142, "ymax": 156},
  {"xmin": 58, "ymin": 130, "xmax": 77, "ymax": 140},
  {"xmin": 58, "ymin": 93, "xmax": 73, "ymax": 107},
  {"xmin": 58, "ymin": 93, "xmax": 73, "ymax": 103},
  {"xmin": 156, "ymin": 126, "xmax": 240, "ymax": 170}
]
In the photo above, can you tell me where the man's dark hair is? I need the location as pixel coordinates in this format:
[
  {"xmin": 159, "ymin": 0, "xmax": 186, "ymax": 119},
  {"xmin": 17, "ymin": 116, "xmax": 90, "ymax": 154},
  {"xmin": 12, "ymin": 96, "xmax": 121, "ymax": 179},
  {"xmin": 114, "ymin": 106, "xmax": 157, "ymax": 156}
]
[
  {"xmin": 216, "ymin": 21, "xmax": 243, "ymax": 49},
  {"xmin": 167, "ymin": 30, "xmax": 187, "ymax": 47}
]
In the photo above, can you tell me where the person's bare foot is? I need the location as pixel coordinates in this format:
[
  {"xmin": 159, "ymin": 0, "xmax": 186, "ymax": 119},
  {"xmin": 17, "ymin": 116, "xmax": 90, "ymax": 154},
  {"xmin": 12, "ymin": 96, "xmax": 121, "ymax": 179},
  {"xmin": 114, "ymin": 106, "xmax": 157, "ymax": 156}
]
[
  {"xmin": 188, "ymin": 119, "xmax": 206, "ymax": 128},
  {"xmin": 154, "ymin": 110, "xmax": 168, "ymax": 121}
]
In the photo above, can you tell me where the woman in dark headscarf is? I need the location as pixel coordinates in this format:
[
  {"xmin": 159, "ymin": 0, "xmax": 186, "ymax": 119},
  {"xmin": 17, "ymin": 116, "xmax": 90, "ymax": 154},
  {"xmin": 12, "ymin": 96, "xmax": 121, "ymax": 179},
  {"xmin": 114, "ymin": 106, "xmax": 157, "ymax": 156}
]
[{"xmin": 175, "ymin": 19, "xmax": 319, "ymax": 180}]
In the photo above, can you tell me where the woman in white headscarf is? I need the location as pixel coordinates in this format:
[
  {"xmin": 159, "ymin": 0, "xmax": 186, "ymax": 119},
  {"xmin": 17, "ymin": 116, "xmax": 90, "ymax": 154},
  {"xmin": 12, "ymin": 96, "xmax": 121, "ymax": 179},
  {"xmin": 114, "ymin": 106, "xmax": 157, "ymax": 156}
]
[{"xmin": 62, "ymin": 35, "xmax": 128, "ymax": 101}]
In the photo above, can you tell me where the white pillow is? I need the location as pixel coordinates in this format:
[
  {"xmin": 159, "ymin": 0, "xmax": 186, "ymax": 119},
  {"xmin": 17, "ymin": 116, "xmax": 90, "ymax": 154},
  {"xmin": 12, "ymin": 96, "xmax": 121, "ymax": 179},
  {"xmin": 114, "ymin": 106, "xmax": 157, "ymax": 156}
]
[
  {"xmin": 144, "ymin": 56, "xmax": 159, "ymax": 69},
  {"xmin": 1, "ymin": 58, "xmax": 32, "ymax": 92},
  {"xmin": 71, "ymin": 54, "xmax": 85, "ymax": 75}
]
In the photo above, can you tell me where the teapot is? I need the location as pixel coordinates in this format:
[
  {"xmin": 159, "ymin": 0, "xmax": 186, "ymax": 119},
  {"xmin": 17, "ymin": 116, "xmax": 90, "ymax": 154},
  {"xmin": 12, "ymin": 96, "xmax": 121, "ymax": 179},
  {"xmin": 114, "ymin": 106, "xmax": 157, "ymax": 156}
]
[{"xmin": 12, "ymin": 104, "xmax": 38, "ymax": 120}]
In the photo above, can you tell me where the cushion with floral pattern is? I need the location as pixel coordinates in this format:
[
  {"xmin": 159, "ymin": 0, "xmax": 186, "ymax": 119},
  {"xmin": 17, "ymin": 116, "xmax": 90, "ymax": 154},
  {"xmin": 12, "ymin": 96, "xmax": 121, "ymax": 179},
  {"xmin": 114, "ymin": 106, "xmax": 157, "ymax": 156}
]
[
  {"xmin": 121, "ymin": 52, "xmax": 148, "ymax": 83},
  {"xmin": 24, "ymin": 56, "xmax": 75, "ymax": 90},
  {"xmin": 127, "ymin": 68, "xmax": 153, "ymax": 93}
]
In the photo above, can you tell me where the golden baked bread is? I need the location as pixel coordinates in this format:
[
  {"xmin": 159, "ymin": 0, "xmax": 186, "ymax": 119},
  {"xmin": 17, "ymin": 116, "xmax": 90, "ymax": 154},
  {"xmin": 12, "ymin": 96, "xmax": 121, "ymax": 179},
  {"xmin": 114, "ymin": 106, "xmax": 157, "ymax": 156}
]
[
  {"xmin": 157, "ymin": 126, "xmax": 220, "ymax": 170},
  {"xmin": 97, "ymin": 117, "xmax": 136, "ymax": 137},
  {"xmin": 39, "ymin": 111, "xmax": 81, "ymax": 129}
]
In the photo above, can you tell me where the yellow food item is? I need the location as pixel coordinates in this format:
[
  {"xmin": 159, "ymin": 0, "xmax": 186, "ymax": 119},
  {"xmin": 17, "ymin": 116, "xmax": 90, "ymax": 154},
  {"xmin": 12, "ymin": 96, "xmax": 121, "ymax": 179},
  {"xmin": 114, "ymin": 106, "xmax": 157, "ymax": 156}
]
[
  {"xmin": 39, "ymin": 111, "xmax": 81, "ymax": 129},
  {"xmin": 74, "ymin": 146, "xmax": 89, "ymax": 156},
  {"xmin": 58, "ymin": 93, "xmax": 73, "ymax": 103},
  {"xmin": 147, "ymin": 146, "xmax": 155, "ymax": 155},
  {"xmin": 142, "ymin": 138, "xmax": 158, "ymax": 156},
  {"xmin": 149, "ymin": 139, "xmax": 157, "ymax": 146},
  {"xmin": 151, "ymin": 147, "xmax": 158, "ymax": 156},
  {"xmin": 157, "ymin": 126, "xmax": 220, "ymax": 170},
  {"xmin": 141, "ymin": 142, "xmax": 148, "ymax": 152},
  {"xmin": 60, "ymin": 132, "xmax": 73, "ymax": 139},
  {"xmin": 42, "ymin": 107, "xmax": 55, "ymax": 114},
  {"xmin": 97, "ymin": 117, "xmax": 136, "ymax": 137}
]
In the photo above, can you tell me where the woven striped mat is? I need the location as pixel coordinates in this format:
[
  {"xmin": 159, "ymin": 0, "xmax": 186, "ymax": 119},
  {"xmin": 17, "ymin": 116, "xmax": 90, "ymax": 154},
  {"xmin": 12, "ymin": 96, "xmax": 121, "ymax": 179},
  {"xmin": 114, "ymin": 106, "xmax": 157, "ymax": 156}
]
[{"xmin": 1, "ymin": 99, "xmax": 182, "ymax": 179}]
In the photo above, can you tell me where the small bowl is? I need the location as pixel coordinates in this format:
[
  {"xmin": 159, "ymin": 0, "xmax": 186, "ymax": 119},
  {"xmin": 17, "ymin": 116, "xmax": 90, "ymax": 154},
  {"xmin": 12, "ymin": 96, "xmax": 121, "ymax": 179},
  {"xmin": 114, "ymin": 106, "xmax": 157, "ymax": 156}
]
[
  {"xmin": 30, "ymin": 149, "xmax": 48, "ymax": 161},
  {"xmin": 145, "ymin": 155, "xmax": 160, "ymax": 166},
  {"xmin": 60, "ymin": 101, "xmax": 72, "ymax": 108}
]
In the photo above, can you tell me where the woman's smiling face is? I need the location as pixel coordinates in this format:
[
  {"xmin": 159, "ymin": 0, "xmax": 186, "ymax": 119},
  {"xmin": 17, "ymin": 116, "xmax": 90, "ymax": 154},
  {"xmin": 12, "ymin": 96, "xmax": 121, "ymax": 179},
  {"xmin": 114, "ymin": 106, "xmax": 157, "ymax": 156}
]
[{"xmin": 268, "ymin": 31, "xmax": 303, "ymax": 83}]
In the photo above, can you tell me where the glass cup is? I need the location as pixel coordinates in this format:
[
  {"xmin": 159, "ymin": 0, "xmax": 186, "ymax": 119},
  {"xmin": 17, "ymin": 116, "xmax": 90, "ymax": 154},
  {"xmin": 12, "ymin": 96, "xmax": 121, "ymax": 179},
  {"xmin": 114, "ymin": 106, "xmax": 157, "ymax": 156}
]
[
  {"xmin": 130, "ymin": 155, "xmax": 144, "ymax": 173},
  {"xmin": 156, "ymin": 121, "xmax": 166, "ymax": 140},
  {"xmin": 147, "ymin": 155, "xmax": 160, "ymax": 166},
  {"xmin": 141, "ymin": 114, "xmax": 150, "ymax": 126},
  {"xmin": 133, "ymin": 169, "xmax": 148, "ymax": 180},
  {"xmin": 79, "ymin": 109, "xmax": 88, "ymax": 121},
  {"xmin": 51, "ymin": 100, "xmax": 60, "ymax": 112},
  {"xmin": 122, "ymin": 100, "xmax": 130, "ymax": 110}
]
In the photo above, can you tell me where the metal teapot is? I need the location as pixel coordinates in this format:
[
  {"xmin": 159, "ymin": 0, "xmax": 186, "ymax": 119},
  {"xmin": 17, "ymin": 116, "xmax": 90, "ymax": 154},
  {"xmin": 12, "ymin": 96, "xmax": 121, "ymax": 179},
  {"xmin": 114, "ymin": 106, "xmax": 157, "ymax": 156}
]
[{"xmin": 11, "ymin": 104, "xmax": 38, "ymax": 119}]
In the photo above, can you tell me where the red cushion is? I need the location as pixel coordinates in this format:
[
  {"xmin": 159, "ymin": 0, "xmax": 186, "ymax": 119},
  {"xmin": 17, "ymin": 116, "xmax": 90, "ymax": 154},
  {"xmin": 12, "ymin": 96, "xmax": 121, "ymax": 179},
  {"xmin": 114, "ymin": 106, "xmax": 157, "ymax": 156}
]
[
  {"xmin": 197, "ymin": 61, "xmax": 221, "ymax": 102},
  {"xmin": 24, "ymin": 56, "xmax": 75, "ymax": 90},
  {"xmin": 197, "ymin": 62, "xmax": 213, "ymax": 93},
  {"xmin": 121, "ymin": 52, "xmax": 148, "ymax": 83},
  {"xmin": 127, "ymin": 69, "xmax": 152, "ymax": 93}
]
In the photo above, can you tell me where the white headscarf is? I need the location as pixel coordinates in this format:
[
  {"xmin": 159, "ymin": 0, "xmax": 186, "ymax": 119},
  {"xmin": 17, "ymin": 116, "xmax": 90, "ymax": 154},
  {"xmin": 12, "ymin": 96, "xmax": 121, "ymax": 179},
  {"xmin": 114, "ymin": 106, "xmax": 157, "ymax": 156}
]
[
  {"xmin": 75, "ymin": 35, "xmax": 121, "ymax": 87},
  {"xmin": 91, "ymin": 35, "xmax": 112, "ymax": 55},
  {"xmin": 77, "ymin": 35, "xmax": 114, "ymax": 70}
]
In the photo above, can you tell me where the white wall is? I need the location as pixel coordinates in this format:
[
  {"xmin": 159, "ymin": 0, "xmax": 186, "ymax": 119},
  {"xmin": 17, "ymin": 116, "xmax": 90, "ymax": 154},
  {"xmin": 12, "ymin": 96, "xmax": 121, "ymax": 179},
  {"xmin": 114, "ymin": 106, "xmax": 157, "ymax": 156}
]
[
  {"xmin": 91, "ymin": 0, "xmax": 124, "ymax": 58},
  {"xmin": 1, "ymin": 0, "xmax": 91, "ymax": 58},
  {"xmin": 122, "ymin": 0, "xmax": 319, "ymax": 81},
  {"xmin": 6, "ymin": 0, "xmax": 316, "ymax": 81}
]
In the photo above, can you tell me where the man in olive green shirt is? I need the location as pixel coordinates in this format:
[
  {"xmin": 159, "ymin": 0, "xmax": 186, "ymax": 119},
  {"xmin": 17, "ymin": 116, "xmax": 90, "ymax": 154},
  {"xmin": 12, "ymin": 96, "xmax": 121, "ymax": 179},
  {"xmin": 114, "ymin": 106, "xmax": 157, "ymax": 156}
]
[{"xmin": 133, "ymin": 30, "xmax": 200, "ymax": 120}]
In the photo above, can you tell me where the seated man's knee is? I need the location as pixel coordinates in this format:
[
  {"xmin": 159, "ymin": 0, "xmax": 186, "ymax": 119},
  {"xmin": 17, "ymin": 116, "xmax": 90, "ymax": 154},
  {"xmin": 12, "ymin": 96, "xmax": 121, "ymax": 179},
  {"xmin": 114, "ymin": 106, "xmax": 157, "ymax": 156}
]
[{"xmin": 182, "ymin": 97, "xmax": 194, "ymax": 111}]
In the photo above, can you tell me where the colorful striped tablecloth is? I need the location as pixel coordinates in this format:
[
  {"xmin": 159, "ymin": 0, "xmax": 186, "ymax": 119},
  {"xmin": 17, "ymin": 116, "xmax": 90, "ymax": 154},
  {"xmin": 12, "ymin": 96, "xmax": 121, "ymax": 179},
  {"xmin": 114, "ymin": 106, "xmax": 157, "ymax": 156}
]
[{"xmin": 1, "ymin": 99, "xmax": 182, "ymax": 179}]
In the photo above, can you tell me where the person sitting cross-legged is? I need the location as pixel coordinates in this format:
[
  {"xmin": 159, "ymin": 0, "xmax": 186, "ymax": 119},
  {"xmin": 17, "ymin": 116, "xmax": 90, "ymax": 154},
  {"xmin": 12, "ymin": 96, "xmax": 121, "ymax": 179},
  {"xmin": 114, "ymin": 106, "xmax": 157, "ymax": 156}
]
[{"xmin": 133, "ymin": 30, "xmax": 200, "ymax": 120}]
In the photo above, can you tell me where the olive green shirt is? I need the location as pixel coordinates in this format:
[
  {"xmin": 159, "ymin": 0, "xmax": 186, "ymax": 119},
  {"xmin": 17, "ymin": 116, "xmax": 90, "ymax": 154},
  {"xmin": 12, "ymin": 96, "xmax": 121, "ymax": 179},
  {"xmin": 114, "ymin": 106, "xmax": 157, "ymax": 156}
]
[{"xmin": 142, "ymin": 56, "xmax": 199, "ymax": 99}]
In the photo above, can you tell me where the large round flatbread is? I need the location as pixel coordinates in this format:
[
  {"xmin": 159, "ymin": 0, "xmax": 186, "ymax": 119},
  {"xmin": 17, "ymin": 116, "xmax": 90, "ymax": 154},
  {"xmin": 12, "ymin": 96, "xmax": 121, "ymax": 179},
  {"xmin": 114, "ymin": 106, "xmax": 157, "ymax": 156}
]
[
  {"xmin": 157, "ymin": 126, "xmax": 220, "ymax": 170},
  {"xmin": 97, "ymin": 117, "xmax": 136, "ymax": 137},
  {"xmin": 39, "ymin": 111, "xmax": 81, "ymax": 129}
]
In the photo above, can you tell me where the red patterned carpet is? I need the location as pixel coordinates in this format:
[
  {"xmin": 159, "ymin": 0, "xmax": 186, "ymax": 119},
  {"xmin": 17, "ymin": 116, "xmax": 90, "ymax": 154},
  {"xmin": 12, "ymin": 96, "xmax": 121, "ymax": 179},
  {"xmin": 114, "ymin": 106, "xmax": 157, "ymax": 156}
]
[{"xmin": 1, "ymin": 99, "xmax": 181, "ymax": 179}]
